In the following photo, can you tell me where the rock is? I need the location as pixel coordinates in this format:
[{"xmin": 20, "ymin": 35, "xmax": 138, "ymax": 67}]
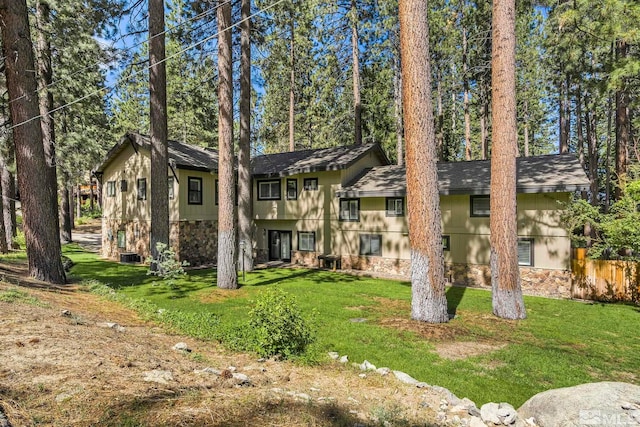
[
  {"xmin": 143, "ymin": 369, "xmax": 173, "ymax": 384},
  {"xmin": 518, "ymin": 382, "xmax": 640, "ymax": 427},
  {"xmin": 97, "ymin": 322, "xmax": 125, "ymax": 332},
  {"xmin": 431, "ymin": 385, "xmax": 461, "ymax": 406},
  {"xmin": 349, "ymin": 318, "xmax": 367, "ymax": 323},
  {"xmin": 358, "ymin": 373, "xmax": 366, "ymax": 378},
  {"xmin": 339, "ymin": 355, "xmax": 348, "ymax": 364},
  {"xmin": 393, "ymin": 370, "xmax": 420, "ymax": 386},
  {"xmin": 227, "ymin": 366, "xmax": 237, "ymax": 372},
  {"xmin": 328, "ymin": 351, "xmax": 340, "ymax": 360},
  {"xmin": 497, "ymin": 403, "xmax": 517, "ymax": 425},
  {"xmin": 469, "ymin": 416, "xmax": 488, "ymax": 427},
  {"xmin": 359, "ymin": 360, "xmax": 376, "ymax": 371},
  {"xmin": 194, "ymin": 367, "xmax": 221, "ymax": 376},
  {"xmin": 172, "ymin": 342, "xmax": 191, "ymax": 352},
  {"xmin": 376, "ymin": 367, "xmax": 391, "ymax": 376},
  {"xmin": 60, "ymin": 309, "xmax": 71, "ymax": 316},
  {"xmin": 451, "ymin": 397, "xmax": 480, "ymax": 417},
  {"xmin": 481, "ymin": 402, "xmax": 501, "ymax": 425},
  {"xmin": 232, "ymin": 372, "xmax": 251, "ymax": 386}
]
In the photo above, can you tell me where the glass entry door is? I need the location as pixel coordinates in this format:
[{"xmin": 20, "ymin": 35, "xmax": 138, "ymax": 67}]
[{"xmin": 268, "ymin": 230, "xmax": 291, "ymax": 261}]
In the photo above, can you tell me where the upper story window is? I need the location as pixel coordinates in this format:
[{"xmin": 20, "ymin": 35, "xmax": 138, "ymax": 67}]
[
  {"xmin": 120, "ymin": 180, "xmax": 128, "ymax": 192},
  {"xmin": 188, "ymin": 177, "xmax": 203, "ymax": 205},
  {"xmin": 386, "ymin": 197, "xmax": 405, "ymax": 217},
  {"xmin": 518, "ymin": 238, "xmax": 534, "ymax": 266},
  {"xmin": 298, "ymin": 231, "xmax": 315, "ymax": 252},
  {"xmin": 339, "ymin": 198, "xmax": 360, "ymax": 221},
  {"xmin": 303, "ymin": 178, "xmax": 318, "ymax": 191},
  {"xmin": 360, "ymin": 234, "xmax": 382, "ymax": 256},
  {"xmin": 137, "ymin": 178, "xmax": 147, "ymax": 201},
  {"xmin": 106, "ymin": 180, "xmax": 116, "ymax": 197},
  {"xmin": 258, "ymin": 179, "xmax": 281, "ymax": 200},
  {"xmin": 287, "ymin": 179, "xmax": 298, "ymax": 200},
  {"xmin": 168, "ymin": 176, "xmax": 175, "ymax": 200},
  {"xmin": 470, "ymin": 195, "xmax": 490, "ymax": 217}
]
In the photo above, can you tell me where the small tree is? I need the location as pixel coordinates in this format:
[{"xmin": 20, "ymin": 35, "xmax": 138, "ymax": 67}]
[{"xmin": 148, "ymin": 242, "xmax": 189, "ymax": 288}]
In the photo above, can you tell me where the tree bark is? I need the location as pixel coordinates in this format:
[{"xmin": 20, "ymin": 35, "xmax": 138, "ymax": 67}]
[
  {"xmin": 462, "ymin": 16, "xmax": 471, "ymax": 161},
  {"xmin": 0, "ymin": 0, "xmax": 65, "ymax": 283},
  {"xmin": 76, "ymin": 185, "xmax": 82, "ymax": 219},
  {"xmin": 0, "ymin": 142, "xmax": 16, "ymax": 248},
  {"xmin": 149, "ymin": 0, "xmax": 169, "ymax": 265},
  {"xmin": 559, "ymin": 74, "xmax": 570, "ymax": 154},
  {"xmin": 614, "ymin": 40, "xmax": 629, "ymax": 200},
  {"xmin": 0, "ymin": 175, "xmax": 6, "ymax": 253},
  {"xmin": 238, "ymin": 0, "xmax": 254, "ymax": 272},
  {"xmin": 60, "ymin": 178, "xmax": 72, "ymax": 243},
  {"xmin": 288, "ymin": 17, "xmax": 295, "ymax": 152},
  {"xmin": 393, "ymin": 53, "xmax": 403, "ymax": 165},
  {"xmin": 399, "ymin": 0, "xmax": 448, "ymax": 323},
  {"xmin": 216, "ymin": 0, "xmax": 237, "ymax": 289},
  {"xmin": 490, "ymin": 0, "xmax": 525, "ymax": 319},
  {"xmin": 351, "ymin": 0, "xmax": 362, "ymax": 145}
]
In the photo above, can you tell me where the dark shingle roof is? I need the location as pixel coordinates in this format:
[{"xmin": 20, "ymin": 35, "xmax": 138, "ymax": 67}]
[
  {"xmin": 251, "ymin": 143, "xmax": 389, "ymax": 177},
  {"xmin": 336, "ymin": 154, "xmax": 590, "ymax": 197},
  {"xmin": 95, "ymin": 133, "xmax": 219, "ymax": 173}
]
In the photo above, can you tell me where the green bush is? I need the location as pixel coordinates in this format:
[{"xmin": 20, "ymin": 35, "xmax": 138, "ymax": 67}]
[{"xmin": 248, "ymin": 288, "xmax": 316, "ymax": 359}]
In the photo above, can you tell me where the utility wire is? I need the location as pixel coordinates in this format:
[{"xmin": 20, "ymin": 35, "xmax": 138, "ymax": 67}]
[{"xmin": 5, "ymin": 0, "xmax": 286, "ymax": 133}]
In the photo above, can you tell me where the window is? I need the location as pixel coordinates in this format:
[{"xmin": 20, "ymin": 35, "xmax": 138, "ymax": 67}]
[
  {"xmin": 360, "ymin": 234, "xmax": 382, "ymax": 256},
  {"xmin": 471, "ymin": 195, "xmax": 490, "ymax": 217},
  {"xmin": 137, "ymin": 178, "xmax": 146, "ymax": 201},
  {"xmin": 286, "ymin": 179, "xmax": 298, "ymax": 200},
  {"xmin": 120, "ymin": 180, "xmax": 128, "ymax": 192},
  {"xmin": 258, "ymin": 179, "xmax": 281, "ymax": 200},
  {"xmin": 117, "ymin": 230, "xmax": 126, "ymax": 249},
  {"xmin": 188, "ymin": 177, "xmax": 203, "ymax": 205},
  {"xmin": 518, "ymin": 238, "xmax": 534, "ymax": 266},
  {"xmin": 106, "ymin": 181, "xmax": 116, "ymax": 197},
  {"xmin": 298, "ymin": 231, "xmax": 315, "ymax": 252},
  {"xmin": 442, "ymin": 235, "xmax": 450, "ymax": 251},
  {"xmin": 168, "ymin": 177, "xmax": 174, "ymax": 200},
  {"xmin": 339, "ymin": 198, "xmax": 360, "ymax": 221},
  {"xmin": 386, "ymin": 197, "xmax": 405, "ymax": 217},
  {"xmin": 304, "ymin": 178, "xmax": 318, "ymax": 191}
]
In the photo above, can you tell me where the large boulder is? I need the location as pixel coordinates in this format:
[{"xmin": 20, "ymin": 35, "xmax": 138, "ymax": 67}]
[{"xmin": 518, "ymin": 382, "xmax": 640, "ymax": 427}]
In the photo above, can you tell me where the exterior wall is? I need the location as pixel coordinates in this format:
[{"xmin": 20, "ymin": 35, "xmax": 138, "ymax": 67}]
[
  {"xmin": 176, "ymin": 168, "xmax": 218, "ymax": 221},
  {"xmin": 102, "ymin": 218, "xmax": 151, "ymax": 260}
]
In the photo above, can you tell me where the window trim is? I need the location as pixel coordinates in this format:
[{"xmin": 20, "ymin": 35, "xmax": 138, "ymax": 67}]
[
  {"xmin": 106, "ymin": 180, "xmax": 116, "ymax": 197},
  {"xmin": 359, "ymin": 233, "xmax": 382, "ymax": 256},
  {"xmin": 303, "ymin": 177, "xmax": 318, "ymax": 191},
  {"xmin": 339, "ymin": 198, "xmax": 360, "ymax": 222},
  {"xmin": 136, "ymin": 178, "xmax": 147, "ymax": 201},
  {"xmin": 442, "ymin": 235, "xmax": 450, "ymax": 251},
  {"xmin": 518, "ymin": 238, "xmax": 534, "ymax": 266},
  {"xmin": 187, "ymin": 176, "xmax": 203, "ymax": 205},
  {"xmin": 257, "ymin": 179, "xmax": 282, "ymax": 200},
  {"xmin": 470, "ymin": 195, "xmax": 490, "ymax": 217},
  {"xmin": 117, "ymin": 230, "xmax": 126, "ymax": 249},
  {"xmin": 385, "ymin": 197, "xmax": 405, "ymax": 217},
  {"xmin": 286, "ymin": 178, "xmax": 298, "ymax": 200},
  {"xmin": 297, "ymin": 231, "xmax": 315, "ymax": 252}
]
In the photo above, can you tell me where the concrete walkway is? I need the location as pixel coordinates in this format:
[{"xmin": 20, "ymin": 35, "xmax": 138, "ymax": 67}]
[{"xmin": 66, "ymin": 232, "xmax": 101, "ymax": 253}]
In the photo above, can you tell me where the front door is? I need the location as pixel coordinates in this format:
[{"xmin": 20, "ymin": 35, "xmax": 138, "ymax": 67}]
[{"xmin": 268, "ymin": 230, "xmax": 291, "ymax": 261}]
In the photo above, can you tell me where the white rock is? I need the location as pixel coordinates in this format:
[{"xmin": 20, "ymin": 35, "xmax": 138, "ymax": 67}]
[
  {"xmin": 328, "ymin": 351, "xmax": 340, "ymax": 360},
  {"xmin": 376, "ymin": 367, "xmax": 391, "ymax": 376},
  {"xmin": 498, "ymin": 402, "xmax": 517, "ymax": 425},
  {"xmin": 232, "ymin": 372, "xmax": 251, "ymax": 385},
  {"xmin": 97, "ymin": 322, "xmax": 125, "ymax": 332},
  {"xmin": 469, "ymin": 416, "xmax": 487, "ymax": 427},
  {"xmin": 339, "ymin": 355, "xmax": 348, "ymax": 364},
  {"xmin": 360, "ymin": 360, "xmax": 376, "ymax": 371},
  {"xmin": 194, "ymin": 367, "xmax": 221, "ymax": 375},
  {"xmin": 393, "ymin": 370, "xmax": 420, "ymax": 386},
  {"xmin": 359, "ymin": 373, "xmax": 367, "ymax": 378},
  {"xmin": 480, "ymin": 402, "xmax": 501, "ymax": 425},
  {"xmin": 172, "ymin": 342, "xmax": 191, "ymax": 352},
  {"xmin": 143, "ymin": 369, "xmax": 173, "ymax": 384},
  {"xmin": 227, "ymin": 366, "xmax": 237, "ymax": 372}
]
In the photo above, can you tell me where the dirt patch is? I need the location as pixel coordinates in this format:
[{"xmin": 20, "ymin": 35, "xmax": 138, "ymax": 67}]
[
  {"xmin": 0, "ymin": 263, "xmax": 448, "ymax": 426},
  {"xmin": 197, "ymin": 287, "xmax": 252, "ymax": 304},
  {"xmin": 434, "ymin": 341, "xmax": 506, "ymax": 361}
]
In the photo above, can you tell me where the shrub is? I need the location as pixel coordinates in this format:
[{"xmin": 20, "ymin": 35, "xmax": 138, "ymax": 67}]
[
  {"xmin": 248, "ymin": 288, "xmax": 316, "ymax": 359},
  {"xmin": 148, "ymin": 242, "xmax": 189, "ymax": 288}
]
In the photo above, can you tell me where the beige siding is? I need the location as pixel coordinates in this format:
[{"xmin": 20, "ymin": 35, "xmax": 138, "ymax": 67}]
[{"xmin": 176, "ymin": 169, "xmax": 218, "ymax": 221}]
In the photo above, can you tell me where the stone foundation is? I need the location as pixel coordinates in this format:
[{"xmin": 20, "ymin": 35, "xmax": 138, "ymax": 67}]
[
  {"xmin": 341, "ymin": 255, "xmax": 411, "ymax": 277},
  {"xmin": 101, "ymin": 219, "xmax": 217, "ymax": 267},
  {"xmin": 292, "ymin": 251, "xmax": 320, "ymax": 267}
]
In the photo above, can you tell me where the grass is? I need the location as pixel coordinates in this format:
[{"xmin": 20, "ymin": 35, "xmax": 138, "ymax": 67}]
[
  {"xmin": 0, "ymin": 287, "xmax": 47, "ymax": 306},
  {"xmin": 56, "ymin": 246, "xmax": 640, "ymax": 405}
]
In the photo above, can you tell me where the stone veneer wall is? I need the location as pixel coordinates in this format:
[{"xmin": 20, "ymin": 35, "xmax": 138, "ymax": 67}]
[
  {"xmin": 291, "ymin": 251, "xmax": 320, "ymax": 267},
  {"xmin": 339, "ymin": 254, "xmax": 572, "ymax": 299},
  {"xmin": 172, "ymin": 220, "xmax": 218, "ymax": 267},
  {"xmin": 102, "ymin": 219, "xmax": 151, "ymax": 260}
]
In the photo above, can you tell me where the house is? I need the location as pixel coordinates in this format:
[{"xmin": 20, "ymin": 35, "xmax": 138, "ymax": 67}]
[
  {"xmin": 95, "ymin": 132, "xmax": 220, "ymax": 265},
  {"xmin": 96, "ymin": 133, "xmax": 590, "ymax": 296}
]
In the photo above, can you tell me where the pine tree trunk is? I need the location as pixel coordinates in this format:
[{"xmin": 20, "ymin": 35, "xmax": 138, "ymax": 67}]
[
  {"xmin": 399, "ymin": 0, "xmax": 448, "ymax": 324},
  {"xmin": 559, "ymin": 74, "xmax": 570, "ymax": 154},
  {"xmin": 60, "ymin": 179, "xmax": 72, "ymax": 243},
  {"xmin": 436, "ymin": 78, "xmax": 444, "ymax": 160},
  {"xmin": 614, "ymin": 40, "xmax": 629, "ymax": 200},
  {"xmin": 0, "ymin": 0, "xmax": 65, "ymax": 284},
  {"xmin": 216, "ymin": 0, "xmax": 237, "ymax": 289},
  {"xmin": 288, "ymin": 18, "xmax": 295, "ymax": 152},
  {"xmin": 149, "ymin": 0, "xmax": 169, "ymax": 264},
  {"xmin": 238, "ymin": 0, "xmax": 254, "ymax": 272},
  {"xmin": 523, "ymin": 100, "xmax": 529, "ymax": 157},
  {"xmin": 462, "ymin": 21, "xmax": 471, "ymax": 161},
  {"xmin": 392, "ymin": 32, "xmax": 403, "ymax": 165},
  {"xmin": 0, "ymin": 146, "xmax": 16, "ymax": 248},
  {"xmin": 351, "ymin": 0, "xmax": 362, "ymax": 145},
  {"xmin": 586, "ymin": 109, "xmax": 599, "ymax": 206},
  {"xmin": 0, "ymin": 179, "xmax": 7, "ymax": 253},
  {"xmin": 490, "ymin": 0, "xmax": 525, "ymax": 320},
  {"xmin": 89, "ymin": 178, "xmax": 94, "ymax": 212},
  {"xmin": 76, "ymin": 185, "xmax": 82, "ymax": 219}
]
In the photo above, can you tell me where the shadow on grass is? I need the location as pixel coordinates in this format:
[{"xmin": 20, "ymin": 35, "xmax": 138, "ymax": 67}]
[{"xmin": 446, "ymin": 285, "xmax": 467, "ymax": 317}]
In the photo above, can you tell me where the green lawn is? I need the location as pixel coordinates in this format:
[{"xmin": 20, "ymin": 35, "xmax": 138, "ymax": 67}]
[{"xmin": 62, "ymin": 246, "xmax": 640, "ymax": 406}]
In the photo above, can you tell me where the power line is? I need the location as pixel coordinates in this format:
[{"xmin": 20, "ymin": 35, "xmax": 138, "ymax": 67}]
[{"xmin": 5, "ymin": 0, "xmax": 287, "ymax": 133}]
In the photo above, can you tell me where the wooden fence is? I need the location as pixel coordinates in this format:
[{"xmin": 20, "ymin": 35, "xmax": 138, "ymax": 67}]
[{"xmin": 571, "ymin": 249, "xmax": 640, "ymax": 302}]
